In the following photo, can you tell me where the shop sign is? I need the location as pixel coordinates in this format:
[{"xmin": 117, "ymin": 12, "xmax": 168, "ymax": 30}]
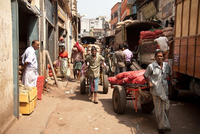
[
  {"xmin": 46, "ymin": 0, "xmax": 54, "ymax": 24},
  {"xmin": 162, "ymin": 2, "xmax": 173, "ymax": 19},
  {"xmin": 142, "ymin": 2, "xmax": 157, "ymax": 19},
  {"xmin": 58, "ymin": 6, "xmax": 66, "ymax": 21}
]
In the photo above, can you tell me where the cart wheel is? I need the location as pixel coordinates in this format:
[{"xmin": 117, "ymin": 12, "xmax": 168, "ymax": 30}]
[
  {"xmin": 80, "ymin": 76, "xmax": 86, "ymax": 94},
  {"xmin": 103, "ymin": 75, "xmax": 108, "ymax": 94},
  {"xmin": 112, "ymin": 86, "xmax": 126, "ymax": 114},
  {"xmin": 141, "ymin": 99, "xmax": 154, "ymax": 113},
  {"xmin": 105, "ymin": 66, "xmax": 109, "ymax": 75},
  {"xmin": 169, "ymin": 84, "xmax": 178, "ymax": 100}
]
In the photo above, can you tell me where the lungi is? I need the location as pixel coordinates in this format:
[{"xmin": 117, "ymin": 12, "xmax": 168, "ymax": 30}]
[
  {"xmin": 60, "ymin": 58, "xmax": 68, "ymax": 77},
  {"xmin": 22, "ymin": 68, "xmax": 38, "ymax": 87},
  {"xmin": 89, "ymin": 77, "xmax": 99, "ymax": 92}
]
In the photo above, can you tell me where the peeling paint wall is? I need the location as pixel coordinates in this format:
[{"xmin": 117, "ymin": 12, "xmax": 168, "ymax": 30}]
[{"xmin": 0, "ymin": 0, "xmax": 14, "ymax": 132}]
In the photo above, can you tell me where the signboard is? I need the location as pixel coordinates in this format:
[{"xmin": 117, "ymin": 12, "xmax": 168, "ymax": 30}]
[
  {"xmin": 58, "ymin": 6, "xmax": 66, "ymax": 21},
  {"xmin": 162, "ymin": 2, "xmax": 173, "ymax": 19},
  {"xmin": 173, "ymin": 54, "xmax": 179, "ymax": 65},
  {"xmin": 142, "ymin": 2, "xmax": 157, "ymax": 19}
]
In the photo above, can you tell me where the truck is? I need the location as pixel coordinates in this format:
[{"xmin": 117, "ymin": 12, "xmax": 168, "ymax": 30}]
[
  {"xmin": 114, "ymin": 21, "xmax": 161, "ymax": 69},
  {"xmin": 171, "ymin": 0, "xmax": 200, "ymax": 99}
]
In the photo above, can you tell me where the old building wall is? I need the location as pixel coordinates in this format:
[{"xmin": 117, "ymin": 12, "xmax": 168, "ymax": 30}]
[{"xmin": 0, "ymin": 0, "xmax": 14, "ymax": 133}]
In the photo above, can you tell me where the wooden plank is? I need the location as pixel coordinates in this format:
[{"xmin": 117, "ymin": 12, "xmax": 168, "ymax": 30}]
[
  {"xmin": 188, "ymin": 46, "xmax": 195, "ymax": 56},
  {"xmin": 174, "ymin": 46, "xmax": 180, "ymax": 54},
  {"xmin": 46, "ymin": 50, "xmax": 60, "ymax": 87},
  {"xmin": 180, "ymin": 55, "xmax": 187, "ymax": 65},
  {"xmin": 195, "ymin": 56, "xmax": 200, "ymax": 78},
  {"xmin": 189, "ymin": 0, "xmax": 199, "ymax": 35},
  {"xmin": 181, "ymin": 38, "xmax": 187, "ymax": 46},
  {"xmin": 196, "ymin": 46, "xmax": 200, "ymax": 56},
  {"xmin": 182, "ymin": 0, "xmax": 190, "ymax": 36},
  {"xmin": 195, "ymin": 67, "xmax": 200, "ymax": 78},
  {"xmin": 174, "ymin": 38, "xmax": 181, "ymax": 46},
  {"xmin": 180, "ymin": 65, "xmax": 186, "ymax": 73},
  {"xmin": 197, "ymin": 35, "xmax": 200, "ymax": 45},
  {"xmin": 180, "ymin": 46, "xmax": 187, "ymax": 55},
  {"xmin": 175, "ymin": 3, "xmax": 183, "ymax": 37},
  {"xmin": 187, "ymin": 56, "xmax": 194, "ymax": 76},
  {"xmin": 173, "ymin": 65, "xmax": 179, "ymax": 71},
  {"xmin": 198, "ymin": 0, "xmax": 200, "ymax": 34},
  {"xmin": 188, "ymin": 36, "xmax": 196, "ymax": 46}
]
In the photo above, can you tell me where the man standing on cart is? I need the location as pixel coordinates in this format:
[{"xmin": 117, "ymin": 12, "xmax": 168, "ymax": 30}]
[
  {"xmin": 85, "ymin": 46, "xmax": 105, "ymax": 104},
  {"xmin": 115, "ymin": 44, "xmax": 126, "ymax": 75},
  {"xmin": 144, "ymin": 50, "xmax": 172, "ymax": 133},
  {"xmin": 123, "ymin": 44, "xmax": 133, "ymax": 71}
]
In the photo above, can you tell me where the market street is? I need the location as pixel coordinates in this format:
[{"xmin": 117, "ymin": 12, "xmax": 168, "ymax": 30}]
[{"xmin": 7, "ymin": 69, "xmax": 200, "ymax": 134}]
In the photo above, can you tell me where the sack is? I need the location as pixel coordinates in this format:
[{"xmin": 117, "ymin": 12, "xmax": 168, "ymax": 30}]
[
  {"xmin": 74, "ymin": 42, "xmax": 84, "ymax": 53},
  {"xmin": 128, "ymin": 70, "xmax": 146, "ymax": 80},
  {"xmin": 131, "ymin": 75, "xmax": 147, "ymax": 84},
  {"xmin": 67, "ymin": 68, "xmax": 71, "ymax": 77},
  {"xmin": 108, "ymin": 77, "xmax": 117, "ymax": 84},
  {"xmin": 163, "ymin": 31, "xmax": 174, "ymax": 37},
  {"xmin": 116, "ymin": 71, "xmax": 132, "ymax": 79},
  {"xmin": 154, "ymin": 29, "xmax": 163, "ymax": 35},
  {"xmin": 162, "ymin": 27, "xmax": 173, "ymax": 32}
]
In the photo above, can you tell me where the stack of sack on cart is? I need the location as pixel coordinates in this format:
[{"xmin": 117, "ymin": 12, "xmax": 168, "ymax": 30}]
[
  {"xmin": 139, "ymin": 31, "xmax": 157, "ymax": 45},
  {"xmin": 108, "ymin": 70, "xmax": 147, "ymax": 85},
  {"xmin": 162, "ymin": 27, "xmax": 174, "ymax": 40}
]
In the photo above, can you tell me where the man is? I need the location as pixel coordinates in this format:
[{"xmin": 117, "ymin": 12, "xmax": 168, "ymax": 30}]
[
  {"xmin": 123, "ymin": 44, "xmax": 133, "ymax": 71},
  {"xmin": 85, "ymin": 46, "xmax": 105, "ymax": 104},
  {"xmin": 71, "ymin": 47, "xmax": 83, "ymax": 81},
  {"xmin": 154, "ymin": 35, "xmax": 169, "ymax": 52},
  {"xmin": 144, "ymin": 50, "xmax": 172, "ymax": 133},
  {"xmin": 21, "ymin": 40, "xmax": 39, "ymax": 87},
  {"xmin": 115, "ymin": 44, "xmax": 126, "ymax": 75}
]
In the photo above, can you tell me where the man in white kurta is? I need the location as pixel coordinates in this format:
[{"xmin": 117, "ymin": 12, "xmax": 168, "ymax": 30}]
[{"xmin": 21, "ymin": 40, "xmax": 40, "ymax": 87}]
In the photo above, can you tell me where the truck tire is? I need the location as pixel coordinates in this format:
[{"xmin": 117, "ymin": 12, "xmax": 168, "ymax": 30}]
[
  {"xmin": 141, "ymin": 99, "xmax": 154, "ymax": 113},
  {"xmin": 80, "ymin": 77, "xmax": 86, "ymax": 94},
  {"xmin": 103, "ymin": 75, "xmax": 108, "ymax": 94},
  {"xmin": 112, "ymin": 86, "xmax": 126, "ymax": 114},
  {"xmin": 169, "ymin": 84, "xmax": 178, "ymax": 100}
]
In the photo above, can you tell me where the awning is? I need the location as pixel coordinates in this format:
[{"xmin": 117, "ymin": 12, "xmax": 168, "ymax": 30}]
[{"xmin": 18, "ymin": 0, "xmax": 42, "ymax": 16}]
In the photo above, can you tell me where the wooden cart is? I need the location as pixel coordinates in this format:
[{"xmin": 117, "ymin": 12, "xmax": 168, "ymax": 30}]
[{"xmin": 111, "ymin": 83, "xmax": 154, "ymax": 114}]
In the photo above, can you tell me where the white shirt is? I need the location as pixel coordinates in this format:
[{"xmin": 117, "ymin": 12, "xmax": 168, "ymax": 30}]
[
  {"xmin": 21, "ymin": 46, "xmax": 38, "ymax": 70},
  {"xmin": 154, "ymin": 37, "xmax": 169, "ymax": 51}
]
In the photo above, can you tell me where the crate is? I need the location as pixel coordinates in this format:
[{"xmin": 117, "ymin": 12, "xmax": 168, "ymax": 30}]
[{"xmin": 19, "ymin": 87, "xmax": 37, "ymax": 114}]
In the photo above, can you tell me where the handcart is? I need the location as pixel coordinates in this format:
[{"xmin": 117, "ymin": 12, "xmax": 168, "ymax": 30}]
[{"xmin": 111, "ymin": 83, "xmax": 154, "ymax": 114}]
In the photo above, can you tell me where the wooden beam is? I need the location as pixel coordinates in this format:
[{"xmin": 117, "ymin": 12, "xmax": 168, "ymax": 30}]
[{"xmin": 46, "ymin": 50, "xmax": 60, "ymax": 87}]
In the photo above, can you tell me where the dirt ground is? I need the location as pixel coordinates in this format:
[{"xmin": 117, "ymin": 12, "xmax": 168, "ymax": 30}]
[{"xmin": 6, "ymin": 75, "xmax": 200, "ymax": 134}]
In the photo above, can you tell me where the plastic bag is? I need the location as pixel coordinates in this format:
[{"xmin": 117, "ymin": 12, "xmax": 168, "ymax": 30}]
[{"xmin": 67, "ymin": 68, "xmax": 71, "ymax": 77}]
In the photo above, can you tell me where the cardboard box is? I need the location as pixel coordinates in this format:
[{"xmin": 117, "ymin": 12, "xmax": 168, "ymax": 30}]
[{"xmin": 19, "ymin": 87, "xmax": 37, "ymax": 114}]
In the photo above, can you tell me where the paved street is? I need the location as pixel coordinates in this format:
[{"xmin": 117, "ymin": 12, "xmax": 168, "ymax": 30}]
[{"xmin": 6, "ymin": 72, "xmax": 200, "ymax": 134}]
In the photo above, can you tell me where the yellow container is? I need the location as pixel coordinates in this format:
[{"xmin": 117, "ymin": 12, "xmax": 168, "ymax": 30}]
[{"xmin": 19, "ymin": 87, "xmax": 37, "ymax": 114}]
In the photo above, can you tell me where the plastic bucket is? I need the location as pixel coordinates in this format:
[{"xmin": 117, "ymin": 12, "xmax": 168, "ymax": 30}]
[{"xmin": 36, "ymin": 76, "xmax": 44, "ymax": 100}]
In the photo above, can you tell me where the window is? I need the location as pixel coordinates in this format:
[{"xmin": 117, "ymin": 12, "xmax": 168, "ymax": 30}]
[
  {"xmin": 91, "ymin": 26, "xmax": 94, "ymax": 28},
  {"xmin": 132, "ymin": 5, "xmax": 138, "ymax": 14},
  {"xmin": 91, "ymin": 22, "xmax": 94, "ymax": 24},
  {"xmin": 114, "ymin": 11, "xmax": 118, "ymax": 18}
]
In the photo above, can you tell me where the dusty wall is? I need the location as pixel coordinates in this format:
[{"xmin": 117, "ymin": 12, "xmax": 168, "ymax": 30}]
[{"xmin": 0, "ymin": 0, "xmax": 14, "ymax": 133}]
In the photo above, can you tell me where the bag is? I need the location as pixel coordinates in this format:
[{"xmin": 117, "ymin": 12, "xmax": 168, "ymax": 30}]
[
  {"xmin": 116, "ymin": 71, "xmax": 132, "ymax": 79},
  {"xmin": 67, "ymin": 68, "xmax": 71, "ymax": 77},
  {"xmin": 128, "ymin": 70, "xmax": 146, "ymax": 80},
  {"xmin": 131, "ymin": 75, "xmax": 147, "ymax": 84}
]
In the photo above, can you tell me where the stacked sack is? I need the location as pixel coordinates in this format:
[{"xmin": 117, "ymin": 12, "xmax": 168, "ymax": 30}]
[
  {"xmin": 162, "ymin": 27, "xmax": 174, "ymax": 40},
  {"xmin": 108, "ymin": 70, "xmax": 147, "ymax": 85},
  {"xmin": 154, "ymin": 29, "xmax": 163, "ymax": 37},
  {"xmin": 116, "ymin": 22, "xmax": 124, "ymax": 31},
  {"xmin": 139, "ymin": 31, "xmax": 157, "ymax": 45}
]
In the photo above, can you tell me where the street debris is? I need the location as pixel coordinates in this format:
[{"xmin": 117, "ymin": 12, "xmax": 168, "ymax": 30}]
[
  {"xmin": 135, "ymin": 122, "xmax": 144, "ymax": 134},
  {"xmin": 94, "ymin": 127, "xmax": 98, "ymax": 130},
  {"xmin": 88, "ymin": 116, "xmax": 93, "ymax": 123},
  {"xmin": 65, "ymin": 91, "xmax": 70, "ymax": 94},
  {"xmin": 177, "ymin": 102, "xmax": 185, "ymax": 106},
  {"xmin": 59, "ymin": 117, "xmax": 63, "ymax": 120}
]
